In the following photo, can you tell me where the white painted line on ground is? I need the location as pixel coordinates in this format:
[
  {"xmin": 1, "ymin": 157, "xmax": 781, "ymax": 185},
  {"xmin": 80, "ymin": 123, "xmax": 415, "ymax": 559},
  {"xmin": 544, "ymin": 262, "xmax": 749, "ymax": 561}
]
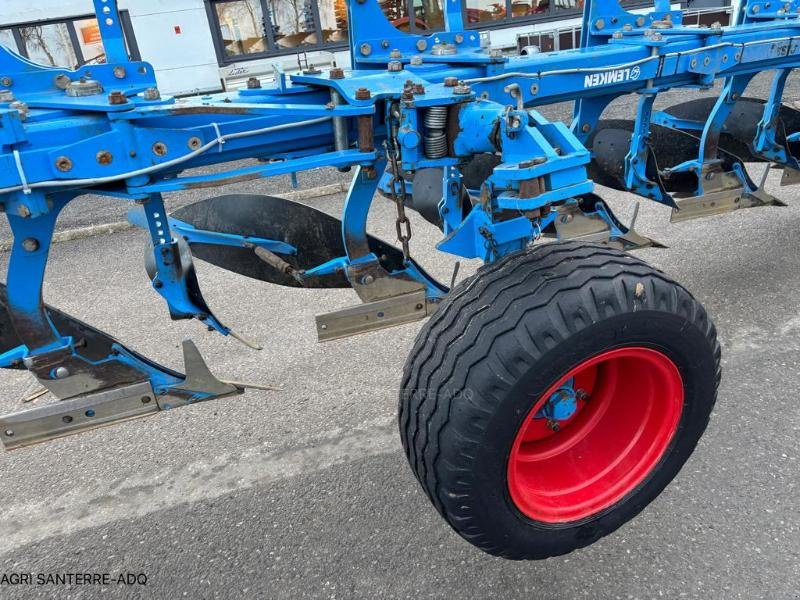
[{"xmin": 0, "ymin": 416, "xmax": 397, "ymax": 555}]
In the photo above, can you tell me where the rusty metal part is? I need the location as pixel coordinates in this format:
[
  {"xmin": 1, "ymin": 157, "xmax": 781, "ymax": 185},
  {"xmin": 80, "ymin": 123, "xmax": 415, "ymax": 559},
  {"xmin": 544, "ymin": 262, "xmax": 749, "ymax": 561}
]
[
  {"xmin": 358, "ymin": 114, "xmax": 374, "ymax": 152},
  {"xmin": 107, "ymin": 90, "xmax": 127, "ymax": 105}
]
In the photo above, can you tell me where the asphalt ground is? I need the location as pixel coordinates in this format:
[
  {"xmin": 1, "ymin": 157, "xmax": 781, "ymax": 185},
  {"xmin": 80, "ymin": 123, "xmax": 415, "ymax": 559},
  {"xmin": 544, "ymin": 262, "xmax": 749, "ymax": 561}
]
[{"xmin": 0, "ymin": 74, "xmax": 799, "ymax": 599}]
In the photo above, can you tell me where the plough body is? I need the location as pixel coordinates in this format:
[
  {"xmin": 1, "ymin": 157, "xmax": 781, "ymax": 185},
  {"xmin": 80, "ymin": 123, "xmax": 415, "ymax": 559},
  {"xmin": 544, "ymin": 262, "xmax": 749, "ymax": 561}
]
[{"xmin": 0, "ymin": 0, "xmax": 796, "ymax": 559}]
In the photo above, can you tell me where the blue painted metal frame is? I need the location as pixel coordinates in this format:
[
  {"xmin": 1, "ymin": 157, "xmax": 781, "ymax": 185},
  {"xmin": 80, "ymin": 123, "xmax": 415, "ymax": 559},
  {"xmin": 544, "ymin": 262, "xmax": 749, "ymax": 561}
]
[{"xmin": 2, "ymin": 0, "xmax": 800, "ymax": 404}]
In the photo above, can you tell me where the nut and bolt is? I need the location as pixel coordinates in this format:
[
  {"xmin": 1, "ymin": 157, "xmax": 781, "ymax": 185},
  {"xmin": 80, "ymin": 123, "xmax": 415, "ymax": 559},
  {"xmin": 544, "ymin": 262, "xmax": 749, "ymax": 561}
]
[
  {"xmin": 454, "ymin": 33, "xmax": 464, "ymax": 44},
  {"xmin": 387, "ymin": 60, "xmax": 403, "ymax": 72},
  {"xmin": 355, "ymin": 87, "xmax": 371, "ymax": 100},
  {"xmin": 410, "ymin": 55, "xmax": 423, "ymax": 66},
  {"xmin": 54, "ymin": 74, "xmax": 71, "ymax": 89},
  {"xmin": 444, "ymin": 76, "xmax": 458, "ymax": 87},
  {"xmin": 623, "ymin": 23, "xmax": 633, "ymax": 31},
  {"xmin": 152, "ymin": 142, "xmax": 168, "ymax": 156},
  {"xmin": 187, "ymin": 136, "xmax": 202, "ymax": 150},
  {"xmin": 415, "ymin": 39, "xmax": 427, "ymax": 52},
  {"xmin": 22, "ymin": 238, "xmax": 39, "ymax": 252},
  {"xmin": 142, "ymin": 87, "xmax": 161, "ymax": 100},
  {"xmin": 413, "ymin": 83, "xmax": 425, "ymax": 95},
  {"xmin": 0, "ymin": 76, "xmax": 11, "ymax": 87},
  {"xmin": 96, "ymin": 150, "xmax": 113, "ymax": 165},
  {"xmin": 389, "ymin": 48, "xmax": 402, "ymax": 59},
  {"xmin": 246, "ymin": 77, "xmax": 262, "ymax": 89},
  {"xmin": 595, "ymin": 18, "xmax": 605, "ymax": 29},
  {"xmin": 113, "ymin": 66, "xmax": 126, "ymax": 79},
  {"xmin": 489, "ymin": 48, "xmax": 503, "ymax": 58},
  {"xmin": 17, "ymin": 205, "xmax": 31, "ymax": 218},
  {"xmin": 54, "ymin": 366, "xmax": 70, "ymax": 379},
  {"xmin": 0, "ymin": 89, "xmax": 15, "ymax": 103},
  {"xmin": 359, "ymin": 42, "xmax": 372, "ymax": 56},
  {"xmin": 329, "ymin": 67, "xmax": 344, "ymax": 80},
  {"xmin": 636, "ymin": 16, "xmax": 646, "ymax": 26},
  {"xmin": 361, "ymin": 275, "xmax": 375, "ymax": 285},
  {"xmin": 108, "ymin": 90, "xmax": 127, "ymax": 105},
  {"xmin": 55, "ymin": 156, "xmax": 73, "ymax": 172},
  {"xmin": 453, "ymin": 80, "xmax": 471, "ymax": 95},
  {"xmin": 381, "ymin": 39, "xmax": 390, "ymax": 49},
  {"xmin": 612, "ymin": 31, "xmax": 623, "ymax": 39},
  {"xmin": 66, "ymin": 77, "xmax": 104, "ymax": 97}
]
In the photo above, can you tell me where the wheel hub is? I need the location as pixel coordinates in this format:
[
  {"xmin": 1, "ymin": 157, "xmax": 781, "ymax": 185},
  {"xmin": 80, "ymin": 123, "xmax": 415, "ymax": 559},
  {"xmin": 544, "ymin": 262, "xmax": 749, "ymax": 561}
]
[{"xmin": 508, "ymin": 347, "xmax": 684, "ymax": 523}]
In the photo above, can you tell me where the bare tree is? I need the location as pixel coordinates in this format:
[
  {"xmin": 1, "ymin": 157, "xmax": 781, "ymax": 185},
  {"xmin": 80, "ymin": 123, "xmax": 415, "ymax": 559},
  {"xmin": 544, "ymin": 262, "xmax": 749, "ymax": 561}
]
[{"xmin": 19, "ymin": 26, "xmax": 56, "ymax": 66}]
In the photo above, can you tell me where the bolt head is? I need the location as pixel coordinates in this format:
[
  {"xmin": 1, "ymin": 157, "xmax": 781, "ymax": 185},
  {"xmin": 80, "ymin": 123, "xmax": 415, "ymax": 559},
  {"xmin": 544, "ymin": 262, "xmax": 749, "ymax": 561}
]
[
  {"xmin": 54, "ymin": 366, "xmax": 70, "ymax": 379},
  {"xmin": 21, "ymin": 238, "xmax": 39, "ymax": 252},
  {"xmin": 96, "ymin": 150, "xmax": 113, "ymax": 165},
  {"xmin": 387, "ymin": 61, "xmax": 403, "ymax": 72},
  {"xmin": 55, "ymin": 156, "xmax": 73, "ymax": 172},
  {"xmin": 152, "ymin": 142, "xmax": 168, "ymax": 156}
]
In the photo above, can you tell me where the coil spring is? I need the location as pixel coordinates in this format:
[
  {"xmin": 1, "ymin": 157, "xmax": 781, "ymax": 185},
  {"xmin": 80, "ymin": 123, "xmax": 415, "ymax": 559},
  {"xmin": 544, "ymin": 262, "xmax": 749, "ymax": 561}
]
[
  {"xmin": 424, "ymin": 106, "xmax": 448, "ymax": 159},
  {"xmin": 423, "ymin": 106, "xmax": 448, "ymax": 130},
  {"xmin": 423, "ymin": 133, "xmax": 448, "ymax": 159}
]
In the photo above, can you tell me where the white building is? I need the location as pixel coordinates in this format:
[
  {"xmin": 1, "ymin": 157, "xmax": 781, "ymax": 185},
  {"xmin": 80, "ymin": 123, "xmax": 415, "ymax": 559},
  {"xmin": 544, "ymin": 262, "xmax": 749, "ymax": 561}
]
[{"xmin": 0, "ymin": 0, "xmax": 725, "ymax": 96}]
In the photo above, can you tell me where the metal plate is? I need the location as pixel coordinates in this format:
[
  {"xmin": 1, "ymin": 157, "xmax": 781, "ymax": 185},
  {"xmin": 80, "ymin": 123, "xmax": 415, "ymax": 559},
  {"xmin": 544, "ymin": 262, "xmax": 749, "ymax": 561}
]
[
  {"xmin": 0, "ymin": 381, "xmax": 156, "ymax": 450},
  {"xmin": 316, "ymin": 290, "xmax": 428, "ymax": 341}
]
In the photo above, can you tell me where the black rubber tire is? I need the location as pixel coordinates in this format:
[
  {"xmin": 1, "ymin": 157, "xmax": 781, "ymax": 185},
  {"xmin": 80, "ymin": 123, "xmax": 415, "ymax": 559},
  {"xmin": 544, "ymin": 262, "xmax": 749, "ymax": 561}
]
[{"xmin": 399, "ymin": 241, "xmax": 721, "ymax": 559}]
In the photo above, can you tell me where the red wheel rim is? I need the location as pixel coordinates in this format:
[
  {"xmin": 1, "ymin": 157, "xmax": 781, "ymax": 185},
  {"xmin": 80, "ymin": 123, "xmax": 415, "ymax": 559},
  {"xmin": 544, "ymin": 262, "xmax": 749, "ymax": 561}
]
[{"xmin": 507, "ymin": 347, "xmax": 684, "ymax": 523}]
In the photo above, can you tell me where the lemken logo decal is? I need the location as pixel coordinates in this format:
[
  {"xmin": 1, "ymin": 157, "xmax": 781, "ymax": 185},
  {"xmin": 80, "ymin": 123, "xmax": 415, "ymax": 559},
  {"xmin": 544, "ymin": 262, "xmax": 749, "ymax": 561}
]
[{"xmin": 583, "ymin": 65, "xmax": 641, "ymax": 88}]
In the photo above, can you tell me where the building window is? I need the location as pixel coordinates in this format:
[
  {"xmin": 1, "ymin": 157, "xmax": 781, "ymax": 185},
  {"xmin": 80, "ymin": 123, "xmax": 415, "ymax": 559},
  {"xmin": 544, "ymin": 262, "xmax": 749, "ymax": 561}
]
[
  {"xmin": 205, "ymin": 0, "xmax": 656, "ymax": 64},
  {"xmin": 215, "ymin": 0, "xmax": 269, "ymax": 57},
  {"xmin": 0, "ymin": 13, "xmax": 139, "ymax": 69}
]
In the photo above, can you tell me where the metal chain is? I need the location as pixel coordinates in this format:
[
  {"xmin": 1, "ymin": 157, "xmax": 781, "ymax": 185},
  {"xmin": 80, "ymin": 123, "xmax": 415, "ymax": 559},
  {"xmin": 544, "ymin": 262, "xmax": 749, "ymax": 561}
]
[{"xmin": 384, "ymin": 130, "xmax": 412, "ymax": 262}]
